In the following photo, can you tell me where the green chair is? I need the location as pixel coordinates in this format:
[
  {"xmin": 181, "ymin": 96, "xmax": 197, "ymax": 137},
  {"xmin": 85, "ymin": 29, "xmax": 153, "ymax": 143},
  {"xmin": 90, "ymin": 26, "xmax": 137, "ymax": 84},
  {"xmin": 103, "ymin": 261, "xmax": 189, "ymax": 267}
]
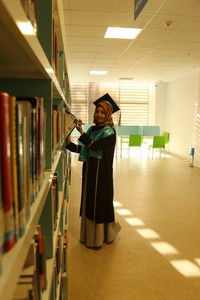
[
  {"xmin": 149, "ymin": 135, "xmax": 165, "ymax": 159},
  {"xmin": 163, "ymin": 132, "xmax": 170, "ymax": 152},
  {"xmin": 129, "ymin": 134, "xmax": 142, "ymax": 157}
]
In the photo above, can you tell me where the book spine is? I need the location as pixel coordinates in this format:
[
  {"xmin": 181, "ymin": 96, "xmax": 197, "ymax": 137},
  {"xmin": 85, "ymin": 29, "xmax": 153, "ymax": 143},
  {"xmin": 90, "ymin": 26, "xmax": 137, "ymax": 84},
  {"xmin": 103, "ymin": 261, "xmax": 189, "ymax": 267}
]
[
  {"xmin": 36, "ymin": 225, "xmax": 45, "ymax": 292},
  {"xmin": 16, "ymin": 103, "xmax": 26, "ymax": 237},
  {"xmin": 0, "ymin": 92, "xmax": 16, "ymax": 252},
  {"xmin": 10, "ymin": 97, "xmax": 19, "ymax": 241},
  {"xmin": 0, "ymin": 155, "xmax": 5, "ymax": 273}
]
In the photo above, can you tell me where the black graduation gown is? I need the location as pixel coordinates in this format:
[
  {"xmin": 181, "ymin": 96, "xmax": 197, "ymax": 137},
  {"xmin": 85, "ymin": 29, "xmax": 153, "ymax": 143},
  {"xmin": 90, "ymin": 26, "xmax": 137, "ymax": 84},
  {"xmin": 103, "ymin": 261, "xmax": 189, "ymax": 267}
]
[{"xmin": 66, "ymin": 125, "xmax": 116, "ymax": 224}]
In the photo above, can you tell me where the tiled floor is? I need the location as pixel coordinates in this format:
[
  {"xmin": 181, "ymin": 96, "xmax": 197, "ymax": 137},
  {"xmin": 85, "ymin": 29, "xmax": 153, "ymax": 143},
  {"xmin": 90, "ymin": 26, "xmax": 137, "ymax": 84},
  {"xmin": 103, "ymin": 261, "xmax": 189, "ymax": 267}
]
[{"xmin": 68, "ymin": 149, "xmax": 200, "ymax": 300}]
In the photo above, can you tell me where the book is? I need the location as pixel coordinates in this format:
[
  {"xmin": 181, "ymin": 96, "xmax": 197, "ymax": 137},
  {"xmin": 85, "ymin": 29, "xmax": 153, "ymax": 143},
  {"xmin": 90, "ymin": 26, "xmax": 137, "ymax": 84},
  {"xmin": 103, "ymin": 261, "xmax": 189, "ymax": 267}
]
[
  {"xmin": 16, "ymin": 96, "xmax": 45, "ymax": 200},
  {"xmin": 9, "ymin": 97, "xmax": 19, "ymax": 241},
  {"xmin": 60, "ymin": 110, "xmax": 79, "ymax": 151},
  {"xmin": 33, "ymin": 230, "xmax": 41, "ymax": 300},
  {"xmin": 64, "ymin": 110, "xmax": 79, "ymax": 138},
  {"xmin": 0, "ymin": 92, "xmax": 16, "ymax": 252},
  {"xmin": 36, "ymin": 225, "xmax": 47, "ymax": 292},
  {"xmin": 0, "ymin": 155, "xmax": 4, "ymax": 273},
  {"xmin": 52, "ymin": 108, "xmax": 57, "ymax": 153},
  {"xmin": 23, "ymin": 240, "xmax": 40, "ymax": 300},
  {"xmin": 16, "ymin": 103, "xmax": 26, "ymax": 237}
]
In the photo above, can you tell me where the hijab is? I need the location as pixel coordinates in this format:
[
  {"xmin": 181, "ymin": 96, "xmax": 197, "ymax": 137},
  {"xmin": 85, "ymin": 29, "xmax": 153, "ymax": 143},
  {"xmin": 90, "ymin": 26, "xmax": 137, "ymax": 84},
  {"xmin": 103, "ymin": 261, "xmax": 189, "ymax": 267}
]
[{"xmin": 93, "ymin": 101, "xmax": 114, "ymax": 127}]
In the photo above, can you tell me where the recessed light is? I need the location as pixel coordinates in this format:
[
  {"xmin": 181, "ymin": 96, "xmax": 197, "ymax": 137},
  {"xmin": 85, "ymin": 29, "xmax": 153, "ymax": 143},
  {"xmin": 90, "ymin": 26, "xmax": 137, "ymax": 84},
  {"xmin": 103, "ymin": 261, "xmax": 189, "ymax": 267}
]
[
  {"xmin": 90, "ymin": 70, "xmax": 108, "ymax": 75},
  {"xmin": 104, "ymin": 27, "xmax": 141, "ymax": 39},
  {"xmin": 17, "ymin": 21, "xmax": 36, "ymax": 35}
]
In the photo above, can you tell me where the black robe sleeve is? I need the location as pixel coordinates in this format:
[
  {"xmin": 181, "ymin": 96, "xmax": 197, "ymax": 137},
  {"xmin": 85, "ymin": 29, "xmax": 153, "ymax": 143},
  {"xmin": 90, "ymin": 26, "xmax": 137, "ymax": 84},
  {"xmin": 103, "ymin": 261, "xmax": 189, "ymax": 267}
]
[{"xmin": 65, "ymin": 141, "xmax": 81, "ymax": 153}]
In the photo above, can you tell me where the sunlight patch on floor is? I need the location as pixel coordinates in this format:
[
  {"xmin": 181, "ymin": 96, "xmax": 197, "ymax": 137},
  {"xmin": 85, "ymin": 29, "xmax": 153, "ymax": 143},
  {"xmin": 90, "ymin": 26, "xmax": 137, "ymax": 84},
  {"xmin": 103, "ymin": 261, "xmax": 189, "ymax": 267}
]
[
  {"xmin": 170, "ymin": 260, "xmax": 200, "ymax": 277},
  {"xmin": 136, "ymin": 228, "xmax": 160, "ymax": 239},
  {"xmin": 125, "ymin": 217, "xmax": 145, "ymax": 226},
  {"xmin": 151, "ymin": 242, "xmax": 179, "ymax": 255},
  {"xmin": 115, "ymin": 208, "xmax": 132, "ymax": 216}
]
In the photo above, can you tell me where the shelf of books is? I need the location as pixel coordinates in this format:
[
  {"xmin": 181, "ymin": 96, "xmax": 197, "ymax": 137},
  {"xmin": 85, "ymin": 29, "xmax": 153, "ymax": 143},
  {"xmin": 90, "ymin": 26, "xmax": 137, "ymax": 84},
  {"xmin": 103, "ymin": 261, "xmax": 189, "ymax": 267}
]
[{"xmin": 0, "ymin": 0, "xmax": 71, "ymax": 299}]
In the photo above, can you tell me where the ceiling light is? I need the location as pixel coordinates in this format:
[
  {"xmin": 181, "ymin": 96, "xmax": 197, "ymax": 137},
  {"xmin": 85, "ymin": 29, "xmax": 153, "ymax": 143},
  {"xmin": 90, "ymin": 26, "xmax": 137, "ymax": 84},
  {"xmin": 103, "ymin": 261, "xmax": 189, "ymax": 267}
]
[
  {"xmin": 104, "ymin": 27, "xmax": 141, "ymax": 39},
  {"xmin": 17, "ymin": 21, "xmax": 36, "ymax": 35},
  {"xmin": 90, "ymin": 70, "xmax": 108, "ymax": 75}
]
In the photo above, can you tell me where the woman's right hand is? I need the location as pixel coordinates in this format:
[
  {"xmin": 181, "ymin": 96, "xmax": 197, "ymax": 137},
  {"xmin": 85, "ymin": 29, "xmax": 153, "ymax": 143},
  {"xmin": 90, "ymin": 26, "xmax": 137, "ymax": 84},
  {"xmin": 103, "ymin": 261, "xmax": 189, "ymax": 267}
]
[{"xmin": 76, "ymin": 119, "xmax": 84, "ymax": 135}]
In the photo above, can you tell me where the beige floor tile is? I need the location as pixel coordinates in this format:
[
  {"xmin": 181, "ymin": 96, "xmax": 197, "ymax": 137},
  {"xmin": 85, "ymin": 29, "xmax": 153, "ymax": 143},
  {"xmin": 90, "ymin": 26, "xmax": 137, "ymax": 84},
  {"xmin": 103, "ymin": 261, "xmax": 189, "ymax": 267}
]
[{"xmin": 68, "ymin": 151, "xmax": 200, "ymax": 300}]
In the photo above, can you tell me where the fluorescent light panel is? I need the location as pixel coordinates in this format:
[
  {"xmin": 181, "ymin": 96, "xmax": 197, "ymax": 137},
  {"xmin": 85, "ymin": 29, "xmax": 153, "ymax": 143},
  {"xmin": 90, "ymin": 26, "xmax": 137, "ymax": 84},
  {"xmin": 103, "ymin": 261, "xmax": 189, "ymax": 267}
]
[
  {"xmin": 105, "ymin": 27, "xmax": 142, "ymax": 39},
  {"xmin": 17, "ymin": 21, "xmax": 36, "ymax": 35},
  {"xmin": 90, "ymin": 70, "xmax": 108, "ymax": 75}
]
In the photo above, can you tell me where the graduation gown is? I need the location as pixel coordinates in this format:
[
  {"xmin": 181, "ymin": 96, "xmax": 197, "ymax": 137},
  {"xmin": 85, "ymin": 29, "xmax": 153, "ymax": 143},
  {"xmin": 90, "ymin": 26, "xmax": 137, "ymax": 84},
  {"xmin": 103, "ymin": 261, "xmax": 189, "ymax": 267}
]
[{"xmin": 66, "ymin": 125, "xmax": 116, "ymax": 224}]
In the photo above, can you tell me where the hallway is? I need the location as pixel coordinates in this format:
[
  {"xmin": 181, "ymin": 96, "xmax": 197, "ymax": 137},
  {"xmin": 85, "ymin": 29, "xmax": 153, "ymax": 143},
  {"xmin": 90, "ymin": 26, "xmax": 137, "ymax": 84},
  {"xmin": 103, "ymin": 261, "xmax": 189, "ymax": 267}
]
[{"xmin": 68, "ymin": 151, "xmax": 200, "ymax": 300}]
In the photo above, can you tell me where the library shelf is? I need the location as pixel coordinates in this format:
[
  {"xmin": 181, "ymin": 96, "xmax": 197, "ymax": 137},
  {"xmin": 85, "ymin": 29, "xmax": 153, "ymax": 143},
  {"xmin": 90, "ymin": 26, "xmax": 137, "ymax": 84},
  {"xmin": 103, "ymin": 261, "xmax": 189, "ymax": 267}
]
[
  {"xmin": 0, "ymin": 171, "xmax": 51, "ymax": 300},
  {"xmin": 0, "ymin": 0, "xmax": 68, "ymax": 106},
  {"xmin": 0, "ymin": 0, "xmax": 71, "ymax": 299},
  {"xmin": 42, "ymin": 191, "xmax": 63, "ymax": 300}
]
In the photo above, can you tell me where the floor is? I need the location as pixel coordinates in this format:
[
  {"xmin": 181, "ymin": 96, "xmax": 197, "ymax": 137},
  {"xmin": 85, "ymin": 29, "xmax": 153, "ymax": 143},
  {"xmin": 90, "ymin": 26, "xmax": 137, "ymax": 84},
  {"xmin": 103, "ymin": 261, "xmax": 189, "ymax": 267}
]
[{"xmin": 68, "ymin": 146, "xmax": 200, "ymax": 300}]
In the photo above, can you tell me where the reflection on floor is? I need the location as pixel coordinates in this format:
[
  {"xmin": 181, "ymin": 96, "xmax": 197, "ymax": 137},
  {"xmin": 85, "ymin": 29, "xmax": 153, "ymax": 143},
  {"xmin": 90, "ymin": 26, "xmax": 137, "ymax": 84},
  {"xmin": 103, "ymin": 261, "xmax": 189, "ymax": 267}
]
[{"xmin": 68, "ymin": 146, "xmax": 200, "ymax": 300}]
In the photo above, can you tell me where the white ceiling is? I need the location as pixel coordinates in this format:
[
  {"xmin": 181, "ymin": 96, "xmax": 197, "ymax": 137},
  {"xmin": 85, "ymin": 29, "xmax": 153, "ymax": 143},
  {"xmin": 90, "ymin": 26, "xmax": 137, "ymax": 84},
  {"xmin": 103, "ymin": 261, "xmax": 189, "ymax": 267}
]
[{"xmin": 62, "ymin": 0, "xmax": 200, "ymax": 84}]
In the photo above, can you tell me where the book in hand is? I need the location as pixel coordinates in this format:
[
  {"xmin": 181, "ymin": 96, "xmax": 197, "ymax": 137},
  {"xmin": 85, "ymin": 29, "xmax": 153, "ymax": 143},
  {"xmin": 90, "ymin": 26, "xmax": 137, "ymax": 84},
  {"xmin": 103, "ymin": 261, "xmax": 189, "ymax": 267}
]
[{"xmin": 64, "ymin": 110, "xmax": 79, "ymax": 138}]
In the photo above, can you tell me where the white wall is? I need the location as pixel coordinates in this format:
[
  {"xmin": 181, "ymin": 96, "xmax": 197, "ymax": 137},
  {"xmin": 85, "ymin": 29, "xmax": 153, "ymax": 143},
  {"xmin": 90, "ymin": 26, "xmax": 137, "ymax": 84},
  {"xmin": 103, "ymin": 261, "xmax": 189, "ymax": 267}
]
[
  {"xmin": 156, "ymin": 73, "xmax": 199, "ymax": 158},
  {"xmin": 155, "ymin": 82, "xmax": 167, "ymax": 134}
]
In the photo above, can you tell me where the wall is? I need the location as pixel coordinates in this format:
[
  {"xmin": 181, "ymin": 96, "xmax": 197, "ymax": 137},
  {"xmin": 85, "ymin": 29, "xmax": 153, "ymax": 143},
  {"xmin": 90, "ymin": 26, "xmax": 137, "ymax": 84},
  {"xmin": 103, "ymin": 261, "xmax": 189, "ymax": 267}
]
[
  {"xmin": 155, "ymin": 82, "xmax": 167, "ymax": 134},
  {"xmin": 156, "ymin": 72, "xmax": 199, "ymax": 158}
]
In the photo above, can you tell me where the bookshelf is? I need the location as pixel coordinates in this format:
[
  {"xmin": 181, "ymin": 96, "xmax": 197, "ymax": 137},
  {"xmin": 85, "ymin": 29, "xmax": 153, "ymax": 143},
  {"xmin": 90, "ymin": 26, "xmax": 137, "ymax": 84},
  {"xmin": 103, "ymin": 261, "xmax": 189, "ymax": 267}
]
[{"xmin": 0, "ymin": 1, "xmax": 70, "ymax": 300}]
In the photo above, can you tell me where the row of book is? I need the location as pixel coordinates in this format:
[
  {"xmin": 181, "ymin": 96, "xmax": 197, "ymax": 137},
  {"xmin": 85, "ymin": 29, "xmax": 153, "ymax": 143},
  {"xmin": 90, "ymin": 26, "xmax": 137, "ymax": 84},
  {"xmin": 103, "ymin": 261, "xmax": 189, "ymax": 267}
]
[
  {"xmin": 53, "ymin": 107, "xmax": 78, "ymax": 154},
  {"xmin": 11, "ymin": 224, "xmax": 68, "ymax": 299},
  {"xmin": 52, "ymin": 172, "xmax": 59, "ymax": 232},
  {"xmin": 12, "ymin": 225, "xmax": 46, "ymax": 300},
  {"xmin": 0, "ymin": 92, "xmax": 46, "ymax": 262},
  {"xmin": 62, "ymin": 150, "xmax": 70, "ymax": 186},
  {"xmin": 52, "ymin": 106, "xmax": 61, "ymax": 153}
]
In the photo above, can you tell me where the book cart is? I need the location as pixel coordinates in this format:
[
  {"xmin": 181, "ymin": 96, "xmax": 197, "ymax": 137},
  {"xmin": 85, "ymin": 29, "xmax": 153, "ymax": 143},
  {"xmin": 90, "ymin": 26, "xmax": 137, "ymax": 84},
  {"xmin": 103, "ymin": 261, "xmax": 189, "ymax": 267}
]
[{"xmin": 0, "ymin": 1, "xmax": 70, "ymax": 299}]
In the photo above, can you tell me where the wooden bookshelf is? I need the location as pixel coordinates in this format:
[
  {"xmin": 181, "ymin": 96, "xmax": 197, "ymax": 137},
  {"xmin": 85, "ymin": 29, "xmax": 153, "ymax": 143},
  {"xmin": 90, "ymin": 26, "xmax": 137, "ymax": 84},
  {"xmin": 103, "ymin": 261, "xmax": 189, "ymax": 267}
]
[{"xmin": 0, "ymin": 0, "xmax": 71, "ymax": 299}]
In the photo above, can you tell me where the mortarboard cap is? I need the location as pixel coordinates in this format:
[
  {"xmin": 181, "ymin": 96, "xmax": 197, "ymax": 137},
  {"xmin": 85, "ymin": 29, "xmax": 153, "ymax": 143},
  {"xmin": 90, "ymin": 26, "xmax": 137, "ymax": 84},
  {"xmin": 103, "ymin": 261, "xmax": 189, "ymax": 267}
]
[{"xmin": 93, "ymin": 93, "xmax": 120, "ymax": 113}]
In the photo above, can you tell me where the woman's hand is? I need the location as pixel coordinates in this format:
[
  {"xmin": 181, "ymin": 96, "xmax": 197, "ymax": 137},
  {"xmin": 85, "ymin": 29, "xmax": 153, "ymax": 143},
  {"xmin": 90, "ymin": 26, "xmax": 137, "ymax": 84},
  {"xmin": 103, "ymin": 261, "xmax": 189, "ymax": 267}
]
[
  {"xmin": 61, "ymin": 135, "xmax": 71, "ymax": 151},
  {"xmin": 65, "ymin": 136, "xmax": 71, "ymax": 145},
  {"xmin": 76, "ymin": 119, "xmax": 84, "ymax": 135}
]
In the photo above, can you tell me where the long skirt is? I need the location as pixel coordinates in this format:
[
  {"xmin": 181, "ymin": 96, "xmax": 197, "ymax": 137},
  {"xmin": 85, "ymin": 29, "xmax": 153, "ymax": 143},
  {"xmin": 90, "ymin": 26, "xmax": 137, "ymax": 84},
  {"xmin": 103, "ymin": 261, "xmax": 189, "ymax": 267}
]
[
  {"xmin": 80, "ymin": 162, "xmax": 121, "ymax": 248},
  {"xmin": 80, "ymin": 216, "xmax": 121, "ymax": 248}
]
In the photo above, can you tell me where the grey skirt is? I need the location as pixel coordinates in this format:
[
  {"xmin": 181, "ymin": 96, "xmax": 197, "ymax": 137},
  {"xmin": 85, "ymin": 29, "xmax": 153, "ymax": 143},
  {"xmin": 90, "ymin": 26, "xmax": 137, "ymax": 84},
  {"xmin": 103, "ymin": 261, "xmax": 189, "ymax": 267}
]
[{"xmin": 80, "ymin": 216, "xmax": 121, "ymax": 247}]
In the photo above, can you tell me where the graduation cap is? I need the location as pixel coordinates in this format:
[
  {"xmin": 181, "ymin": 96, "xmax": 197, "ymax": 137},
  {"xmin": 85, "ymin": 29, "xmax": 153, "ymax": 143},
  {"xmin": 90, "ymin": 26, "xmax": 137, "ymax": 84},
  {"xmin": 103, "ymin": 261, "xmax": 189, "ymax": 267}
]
[{"xmin": 93, "ymin": 93, "xmax": 120, "ymax": 113}]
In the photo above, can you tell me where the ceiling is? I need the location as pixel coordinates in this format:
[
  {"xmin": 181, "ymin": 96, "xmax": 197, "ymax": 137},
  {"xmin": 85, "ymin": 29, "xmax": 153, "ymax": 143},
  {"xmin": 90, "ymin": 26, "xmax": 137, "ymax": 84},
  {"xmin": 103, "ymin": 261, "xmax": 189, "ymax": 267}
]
[{"xmin": 62, "ymin": 0, "xmax": 200, "ymax": 84}]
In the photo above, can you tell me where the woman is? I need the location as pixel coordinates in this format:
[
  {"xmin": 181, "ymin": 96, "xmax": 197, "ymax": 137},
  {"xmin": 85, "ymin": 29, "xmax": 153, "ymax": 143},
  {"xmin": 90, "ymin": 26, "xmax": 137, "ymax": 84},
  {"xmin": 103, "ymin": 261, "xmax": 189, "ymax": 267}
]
[{"xmin": 64, "ymin": 93, "xmax": 121, "ymax": 250}]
